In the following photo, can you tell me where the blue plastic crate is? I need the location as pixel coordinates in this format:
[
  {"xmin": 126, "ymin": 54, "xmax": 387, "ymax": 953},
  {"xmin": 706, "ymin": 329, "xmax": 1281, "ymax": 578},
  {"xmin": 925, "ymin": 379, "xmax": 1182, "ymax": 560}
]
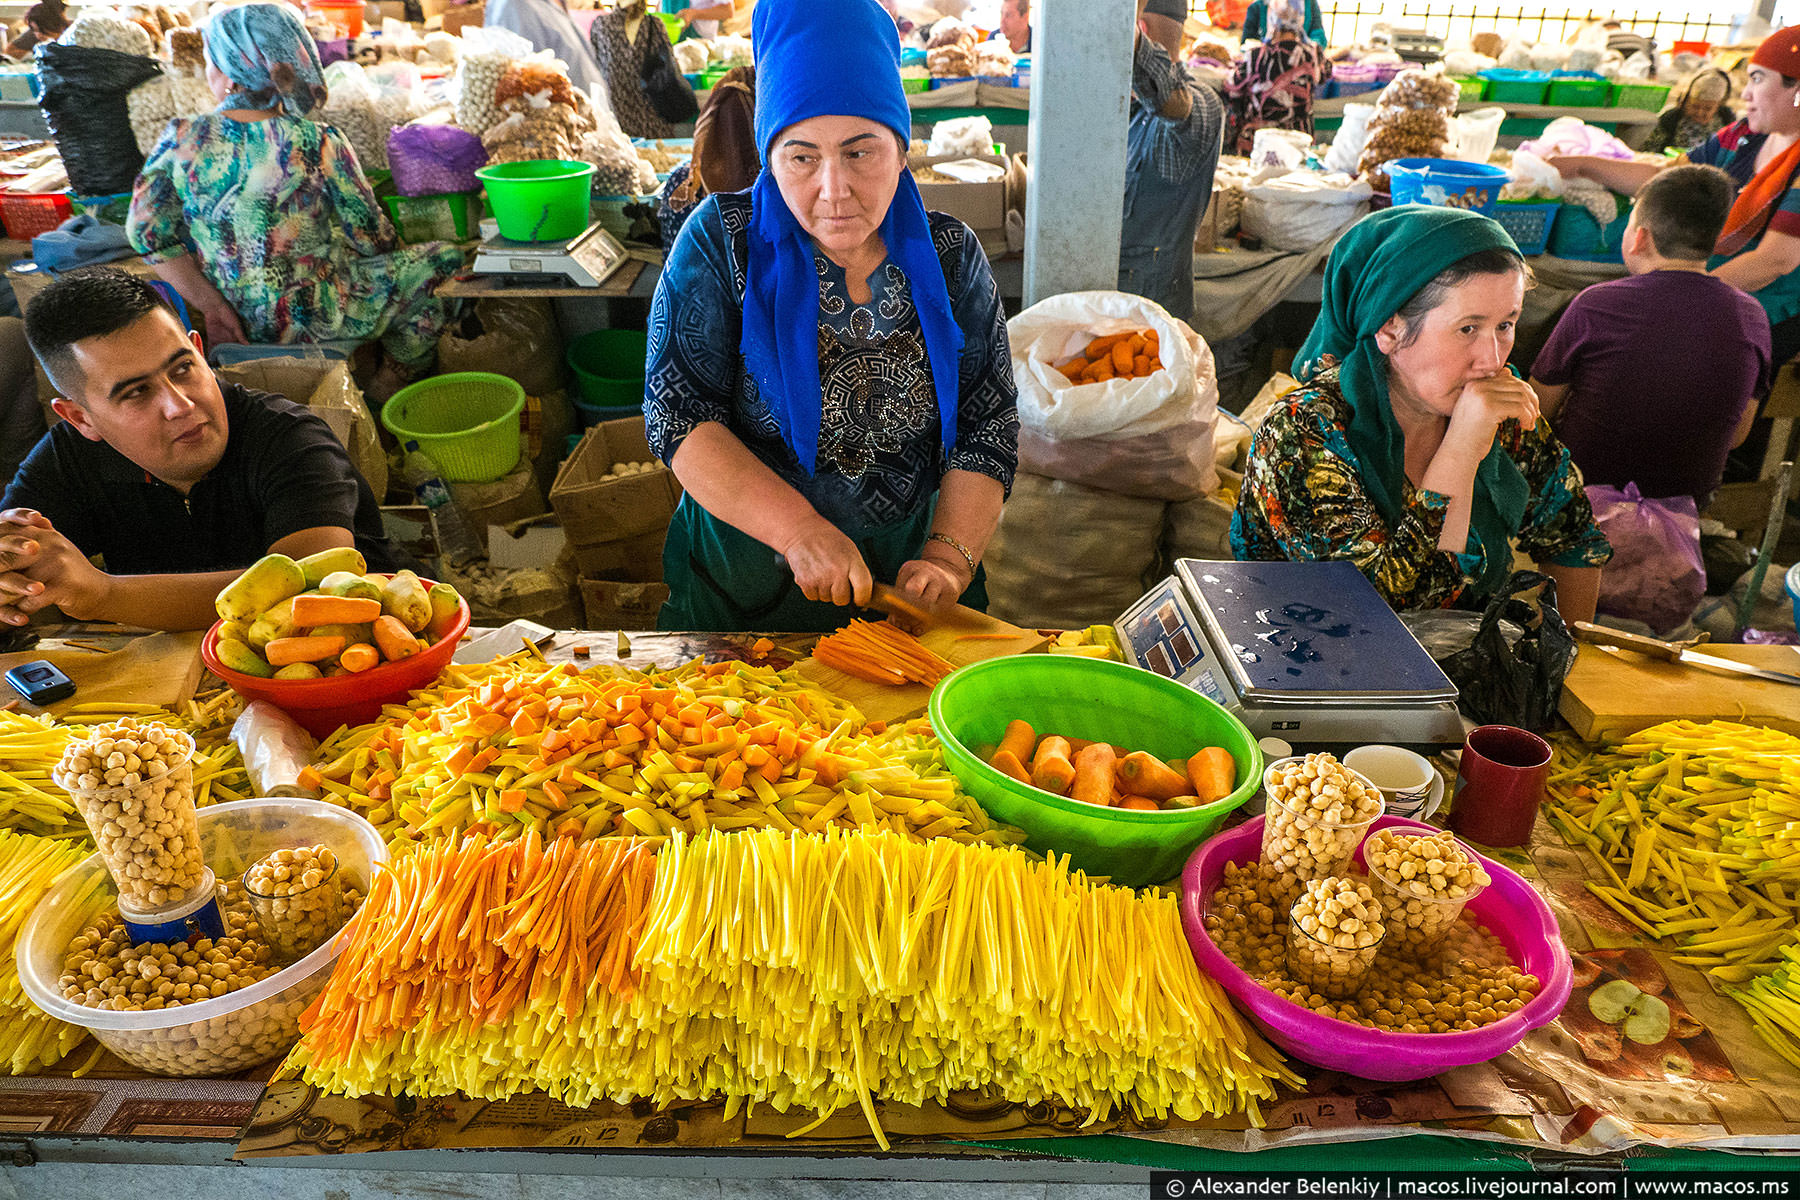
[{"xmin": 1492, "ymin": 201, "xmax": 1559, "ymax": 257}]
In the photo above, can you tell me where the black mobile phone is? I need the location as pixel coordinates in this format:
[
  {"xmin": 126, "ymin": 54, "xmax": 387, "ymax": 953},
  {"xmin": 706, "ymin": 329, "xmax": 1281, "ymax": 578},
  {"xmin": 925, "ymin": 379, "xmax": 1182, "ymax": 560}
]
[{"xmin": 5, "ymin": 660, "xmax": 74, "ymax": 705}]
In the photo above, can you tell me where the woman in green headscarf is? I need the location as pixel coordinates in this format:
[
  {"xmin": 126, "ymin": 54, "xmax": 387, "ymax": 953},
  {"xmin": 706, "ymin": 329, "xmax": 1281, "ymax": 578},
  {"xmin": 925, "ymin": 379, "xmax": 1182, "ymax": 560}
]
[{"xmin": 1231, "ymin": 206, "xmax": 1611, "ymax": 620}]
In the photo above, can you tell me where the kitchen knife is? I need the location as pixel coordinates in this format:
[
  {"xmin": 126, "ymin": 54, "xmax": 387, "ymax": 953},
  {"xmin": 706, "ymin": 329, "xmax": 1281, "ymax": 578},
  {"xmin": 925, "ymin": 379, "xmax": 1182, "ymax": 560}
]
[
  {"xmin": 1573, "ymin": 622, "xmax": 1800, "ymax": 688},
  {"xmin": 867, "ymin": 582, "xmax": 941, "ymax": 628}
]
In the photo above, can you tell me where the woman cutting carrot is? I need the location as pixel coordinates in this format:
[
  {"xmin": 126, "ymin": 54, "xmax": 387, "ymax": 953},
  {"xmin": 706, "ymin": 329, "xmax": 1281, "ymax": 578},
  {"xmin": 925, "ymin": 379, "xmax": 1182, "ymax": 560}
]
[
  {"xmin": 1552, "ymin": 32, "xmax": 1800, "ymax": 364},
  {"xmin": 642, "ymin": 0, "xmax": 1018, "ymax": 633}
]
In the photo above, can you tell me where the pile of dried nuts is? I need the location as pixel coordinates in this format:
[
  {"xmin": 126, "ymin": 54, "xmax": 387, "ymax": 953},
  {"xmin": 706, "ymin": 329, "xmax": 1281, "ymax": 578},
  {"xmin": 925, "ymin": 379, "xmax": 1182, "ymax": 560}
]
[
  {"xmin": 1207, "ymin": 859, "xmax": 1540, "ymax": 1032},
  {"xmin": 53, "ymin": 720, "xmax": 202, "ymax": 911},
  {"xmin": 1288, "ymin": 877, "xmax": 1384, "ymax": 999},
  {"xmin": 1363, "ymin": 828, "xmax": 1492, "ymax": 961},
  {"xmin": 1261, "ymin": 753, "xmax": 1385, "ymax": 903},
  {"xmin": 244, "ymin": 845, "xmax": 345, "ymax": 960}
]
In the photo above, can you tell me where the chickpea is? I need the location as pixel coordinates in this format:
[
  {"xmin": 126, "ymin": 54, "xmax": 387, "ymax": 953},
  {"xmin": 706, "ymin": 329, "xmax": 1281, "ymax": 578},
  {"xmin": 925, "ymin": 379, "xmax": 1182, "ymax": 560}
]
[
  {"xmin": 1260, "ymin": 754, "xmax": 1385, "ymax": 898},
  {"xmin": 54, "ymin": 721, "xmax": 202, "ymax": 912},
  {"xmin": 244, "ymin": 844, "xmax": 346, "ymax": 960}
]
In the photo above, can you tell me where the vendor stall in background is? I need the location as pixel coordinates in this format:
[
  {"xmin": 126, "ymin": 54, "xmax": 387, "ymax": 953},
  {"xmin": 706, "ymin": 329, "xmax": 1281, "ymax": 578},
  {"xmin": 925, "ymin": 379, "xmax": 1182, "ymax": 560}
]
[{"xmin": 0, "ymin": 0, "xmax": 1796, "ymax": 1194}]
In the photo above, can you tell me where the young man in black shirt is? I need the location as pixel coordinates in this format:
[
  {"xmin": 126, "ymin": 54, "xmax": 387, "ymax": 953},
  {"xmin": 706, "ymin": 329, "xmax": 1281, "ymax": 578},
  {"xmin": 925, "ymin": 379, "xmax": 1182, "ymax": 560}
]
[{"xmin": 0, "ymin": 267, "xmax": 407, "ymax": 631}]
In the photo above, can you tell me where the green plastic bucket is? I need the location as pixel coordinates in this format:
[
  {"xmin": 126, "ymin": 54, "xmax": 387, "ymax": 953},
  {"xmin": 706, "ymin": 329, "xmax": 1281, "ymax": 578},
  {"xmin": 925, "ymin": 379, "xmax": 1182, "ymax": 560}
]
[
  {"xmin": 566, "ymin": 329, "xmax": 647, "ymax": 422},
  {"xmin": 929, "ymin": 656, "xmax": 1263, "ymax": 887},
  {"xmin": 656, "ymin": 11, "xmax": 684, "ymax": 39},
  {"xmin": 476, "ymin": 160, "xmax": 596, "ymax": 243},
  {"xmin": 380, "ymin": 372, "xmax": 525, "ymax": 483}
]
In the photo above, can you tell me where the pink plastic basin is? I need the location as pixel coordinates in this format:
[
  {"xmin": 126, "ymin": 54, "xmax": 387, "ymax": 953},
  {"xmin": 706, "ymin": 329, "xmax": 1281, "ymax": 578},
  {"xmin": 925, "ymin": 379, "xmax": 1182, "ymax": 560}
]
[{"xmin": 1179, "ymin": 814, "xmax": 1572, "ymax": 1081}]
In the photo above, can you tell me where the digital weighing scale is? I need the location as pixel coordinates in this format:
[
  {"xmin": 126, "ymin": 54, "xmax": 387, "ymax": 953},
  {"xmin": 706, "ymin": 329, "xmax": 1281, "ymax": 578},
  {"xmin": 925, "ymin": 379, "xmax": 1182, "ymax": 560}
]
[
  {"xmin": 470, "ymin": 222, "xmax": 629, "ymax": 288},
  {"xmin": 1114, "ymin": 559, "xmax": 1465, "ymax": 746}
]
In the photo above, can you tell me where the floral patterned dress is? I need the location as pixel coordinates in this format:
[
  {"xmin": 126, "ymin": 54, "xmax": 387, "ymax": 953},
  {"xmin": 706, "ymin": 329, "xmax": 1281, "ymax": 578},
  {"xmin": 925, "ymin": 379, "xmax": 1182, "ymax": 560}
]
[
  {"xmin": 1223, "ymin": 34, "xmax": 1332, "ymax": 156},
  {"xmin": 127, "ymin": 114, "xmax": 464, "ymax": 367},
  {"xmin": 1229, "ymin": 362, "xmax": 1612, "ymax": 611}
]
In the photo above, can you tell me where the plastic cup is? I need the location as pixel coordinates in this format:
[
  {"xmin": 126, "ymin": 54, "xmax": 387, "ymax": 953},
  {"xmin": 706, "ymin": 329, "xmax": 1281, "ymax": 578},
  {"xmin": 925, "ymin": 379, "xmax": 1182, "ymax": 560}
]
[
  {"xmin": 1448, "ymin": 725, "xmax": 1552, "ymax": 848},
  {"xmin": 117, "ymin": 867, "xmax": 225, "ymax": 946},
  {"xmin": 1260, "ymin": 759, "xmax": 1385, "ymax": 900},
  {"xmin": 244, "ymin": 852, "xmax": 345, "ymax": 961},
  {"xmin": 1287, "ymin": 909, "xmax": 1383, "ymax": 1000},
  {"xmin": 1364, "ymin": 853, "xmax": 1486, "ymax": 962},
  {"xmin": 60, "ymin": 734, "xmax": 202, "ymax": 913}
]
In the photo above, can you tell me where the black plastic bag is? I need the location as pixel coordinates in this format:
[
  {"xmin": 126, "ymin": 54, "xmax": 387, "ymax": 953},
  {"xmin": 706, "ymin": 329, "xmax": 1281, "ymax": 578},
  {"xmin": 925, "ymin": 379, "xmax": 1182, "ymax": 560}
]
[
  {"xmin": 639, "ymin": 39, "xmax": 698, "ymax": 125},
  {"xmin": 1438, "ymin": 570, "xmax": 1577, "ymax": 733},
  {"xmin": 36, "ymin": 43, "xmax": 163, "ymax": 196}
]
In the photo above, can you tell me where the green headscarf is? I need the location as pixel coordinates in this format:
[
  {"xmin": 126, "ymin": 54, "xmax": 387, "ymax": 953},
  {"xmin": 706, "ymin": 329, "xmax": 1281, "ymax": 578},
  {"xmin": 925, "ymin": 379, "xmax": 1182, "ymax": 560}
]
[{"xmin": 1294, "ymin": 205, "xmax": 1529, "ymax": 600}]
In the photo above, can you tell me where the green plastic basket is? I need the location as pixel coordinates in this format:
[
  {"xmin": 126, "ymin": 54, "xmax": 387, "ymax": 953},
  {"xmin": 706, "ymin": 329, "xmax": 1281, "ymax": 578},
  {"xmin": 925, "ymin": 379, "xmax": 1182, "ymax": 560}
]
[
  {"xmin": 566, "ymin": 329, "xmax": 648, "ymax": 420},
  {"xmin": 1546, "ymin": 76, "xmax": 1611, "ymax": 108},
  {"xmin": 1449, "ymin": 75, "xmax": 1486, "ymax": 103},
  {"xmin": 929, "ymin": 656, "xmax": 1263, "ymax": 887},
  {"xmin": 476, "ymin": 160, "xmax": 595, "ymax": 242},
  {"xmin": 380, "ymin": 372, "xmax": 525, "ymax": 483},
  {"xmin": 656, "ymin": 10, "xmax": 684, "ymax": 39},
  {"xmin": 1611, "ymin": 82, "xmax": 1671, "ymax": 111}
]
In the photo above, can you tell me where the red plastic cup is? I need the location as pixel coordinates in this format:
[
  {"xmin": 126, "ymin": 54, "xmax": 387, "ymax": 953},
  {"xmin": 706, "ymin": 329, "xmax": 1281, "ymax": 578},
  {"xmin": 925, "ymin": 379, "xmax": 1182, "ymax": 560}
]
[{"xmin": 1447, "ymin": 725, "xmax": 1551, "ymax": 848}]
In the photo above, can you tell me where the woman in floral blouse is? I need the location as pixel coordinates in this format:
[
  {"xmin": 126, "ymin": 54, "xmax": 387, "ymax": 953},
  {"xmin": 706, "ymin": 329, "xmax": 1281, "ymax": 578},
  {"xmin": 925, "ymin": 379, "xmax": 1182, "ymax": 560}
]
[
  {"xmin": 1231, "ymin": 206, "xmax": 1611, "ymax": 620},
  {"xmin": 1223, "ymin": 0, "xmax": 1332, "ymax": 155}
]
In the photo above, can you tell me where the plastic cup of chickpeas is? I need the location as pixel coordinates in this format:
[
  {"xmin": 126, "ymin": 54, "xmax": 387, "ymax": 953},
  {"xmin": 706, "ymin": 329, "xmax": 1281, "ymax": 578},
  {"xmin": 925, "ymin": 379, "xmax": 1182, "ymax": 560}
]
[
  {"xmin": 1362, "ymin": 829, "xmax": 1491, "ymax": 963},
  {"xmin": 1286, "ymin": 875, "xmax": 1385, "ymax": 1001},
  {"xmin": 243, "ymin": 845, "xmax": 345, "ymax": 961},
  {"xmin": 1260, "ymin": 754, "xmax": 1385, "ymax": 896},
  {"xmin": 53, "ymin": 723, "xmax": 203, "ymax": 914}
]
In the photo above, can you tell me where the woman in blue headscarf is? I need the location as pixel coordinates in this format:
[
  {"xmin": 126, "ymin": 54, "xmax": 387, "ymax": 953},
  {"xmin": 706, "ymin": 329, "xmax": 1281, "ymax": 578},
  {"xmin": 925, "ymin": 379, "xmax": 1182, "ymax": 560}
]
[
  {"xmin": 644, "ymin": 0, "xmax": 1018, "ymax": 632},
  {"xmin": 1231, "ymin": 206, "xmax": 1610, "ymax": 620},
  {"xmin": 127, "ymin": 3, "xmax": 463, "ymax": 398}
]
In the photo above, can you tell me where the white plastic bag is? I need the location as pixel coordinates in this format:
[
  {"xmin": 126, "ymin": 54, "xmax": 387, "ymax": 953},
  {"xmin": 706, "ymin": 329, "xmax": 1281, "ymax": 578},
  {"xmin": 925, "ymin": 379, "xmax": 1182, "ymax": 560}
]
[
  {"xmin": 1566, "ymin": 22, "xmax": 1608, "ymax": 73},
  {"xmin": 1442, "ymin": 49, "xmax": 1496, "ymax": 77},
  {"xmin": 1500, "ymin": 147, "xmax": 1563, "ymax": 200},
  {"xmin": 1452, "ymin": 106, "xmax": 1506, "ymax": 163},
  {"xmin": 1249, "ymin": 127, "xmax": 1312, "ymax": 175},
  {"xmin": 1497, "ymin": 38, "xmax": 1533, "ymax": 70},
  {"xmin": 1529, "ymin": 42, "xmax": 1570, "ymax": 72},
  {"xmin": 1618, "ymin": 51, "xmax": 1654, "ymax": 81},
  {"xmin": 928, "ymin": 115, "xmax": 995, "ymax": 156},
  {"xmin": 1321, "ymin": 102, "xmax": 1375, "ymax": 175},
  {"xmin": 230, "ymin": 701, "xmax": 319, "ymax": 798},
  {"xmin": 1007, "ymin": 290, "xmax": 1219, "ymax": 499},
  {"xmin": 1240, "ymin": 171, "xmax": 1373, "ymax": 252}
]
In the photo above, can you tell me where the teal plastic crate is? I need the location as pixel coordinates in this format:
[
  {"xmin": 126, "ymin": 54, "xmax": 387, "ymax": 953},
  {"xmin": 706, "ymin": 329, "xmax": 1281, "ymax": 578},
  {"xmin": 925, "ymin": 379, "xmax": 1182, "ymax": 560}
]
[
  {"xmin": 1493, "ymin": 201, "xmax": 1559, "ymax": 257},
  {"xmin": 1547, "ymin": 196, "xmax": 1628, "ymax": 262},
  {"xmin": 1611, "ymin": 82, "xmax": 1671, "ymax": 111}
]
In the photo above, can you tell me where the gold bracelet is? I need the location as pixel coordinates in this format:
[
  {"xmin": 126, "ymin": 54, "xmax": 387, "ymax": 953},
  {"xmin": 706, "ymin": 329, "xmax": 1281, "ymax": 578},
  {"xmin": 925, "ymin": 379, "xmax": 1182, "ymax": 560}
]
[{"xmin": 925, "ymin": 532, "xmax": 976, "ymax": 577}]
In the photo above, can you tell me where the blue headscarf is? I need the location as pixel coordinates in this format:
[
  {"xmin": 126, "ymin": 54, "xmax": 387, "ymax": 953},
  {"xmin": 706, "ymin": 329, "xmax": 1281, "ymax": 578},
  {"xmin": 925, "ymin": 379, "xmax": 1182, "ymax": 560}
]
[
  {"xmin": 203, "ymin": 3, "xmax": 328, "ymax": 117},
  {"xmin": 745, "ymin": 0, "xmax": 963, "ymax": 477}
]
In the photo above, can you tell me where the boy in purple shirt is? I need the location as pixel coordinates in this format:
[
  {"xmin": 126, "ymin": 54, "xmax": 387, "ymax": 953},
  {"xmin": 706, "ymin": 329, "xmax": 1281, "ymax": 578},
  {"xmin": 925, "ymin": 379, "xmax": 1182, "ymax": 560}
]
[{"xmin": 1530, "ymin": 165, "xmax": 1769, "ymax": 504}]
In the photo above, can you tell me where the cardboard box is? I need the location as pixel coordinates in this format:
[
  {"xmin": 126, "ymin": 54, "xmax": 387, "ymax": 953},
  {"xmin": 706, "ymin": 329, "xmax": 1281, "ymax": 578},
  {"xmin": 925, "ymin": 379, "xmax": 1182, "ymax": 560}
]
[
  {"xmin": 218, "ymin": 357, "xmax": 389, "ymax": 500},
  {"xmin": 450, "ymin": 458, "xmax": 547, "ymax": 552},
  {"xmin": 581, "ymin": 579, "xmax": 670, "ymax": 630},
  {"xmin": 550, "ymin": 420, "xmax": 681, "ymax": 544},
  {"xmin": 440, "ymin": 2, "xmax": 485, "ymax": 35},
  {"xmin": 572, "ymin": 529, "xmax": 665, "ymax": 582},
  {"xmin": 909, "ymin": 152, "xmax": 1010, "ymax": 236}
]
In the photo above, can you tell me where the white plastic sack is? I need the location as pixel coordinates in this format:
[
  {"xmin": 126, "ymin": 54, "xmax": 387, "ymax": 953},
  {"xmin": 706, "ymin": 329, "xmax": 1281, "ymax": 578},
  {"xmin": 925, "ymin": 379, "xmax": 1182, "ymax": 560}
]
[
  {"xmin": 1249, "ymin": 127, "xmax": 1311, "ymax": 175},
  {"xmin": 1452, "ymin": 106, "xmax": 1506, "ymax": 163},
  {"xmin": 1240, "ymin": 171, "xmax": 1373, "ymax": 252},
  {"xmin": 1566, "ymin": 22, "xmax": 1608, "ymax": 73},
  {"xmin": 1618, "ymin": 51, "xmax": 1654, "ymax": 81},
  {"xmin": 1321, "ymin": 102, "xmax": 1375, "ymax": 174},
  {"xmin": 984, "ymin": 472, "xmax": 1169, "ymax": 628},
  {"xmin": 1442, "ymin": 50, "xmax": 1496, "ymax": 77},
  {"xmin": 928, "ymin": 115, "xmax": 993, "ymax": 156},
  {"xmin": 1529, "ymin": 42, "xmax": 1570, "ymax": 72},
  {"xmin": 1500, "ymin": 147, "xmax": 1563, "ymax": 201},
  {"xmin": 1007, "ymin": 290, "xmax": 1219, "ymax": 499},
  {"xmin": 1497, "ymin": 38, "xmax": 1533, "ymax": 70}
]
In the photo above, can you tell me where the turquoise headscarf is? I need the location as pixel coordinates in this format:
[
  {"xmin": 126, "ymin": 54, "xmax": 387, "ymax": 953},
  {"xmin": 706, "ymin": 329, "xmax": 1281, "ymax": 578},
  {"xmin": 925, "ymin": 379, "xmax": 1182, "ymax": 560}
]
[
  {"xmin": 203, "ymin": 3, "xmax": 327, "ymax": 117},
  {"xmin": 1294, "ymin": 206, "xmax": 1529, "ymax": 599}
]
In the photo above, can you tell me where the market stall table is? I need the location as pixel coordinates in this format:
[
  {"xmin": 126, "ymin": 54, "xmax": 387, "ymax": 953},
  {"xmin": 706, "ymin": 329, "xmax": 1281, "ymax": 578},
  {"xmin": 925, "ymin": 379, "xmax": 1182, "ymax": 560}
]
[{"xmin": 7, "ymin": 624, "xmax": 1800, "ymax": 1182}]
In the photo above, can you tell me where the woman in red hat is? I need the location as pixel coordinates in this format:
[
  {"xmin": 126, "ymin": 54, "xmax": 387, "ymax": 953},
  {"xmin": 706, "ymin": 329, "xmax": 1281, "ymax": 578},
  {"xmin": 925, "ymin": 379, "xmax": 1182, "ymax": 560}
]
[{"xmin": 1553, "ymin": 33, "xmax": 1800, "ymax": 364}]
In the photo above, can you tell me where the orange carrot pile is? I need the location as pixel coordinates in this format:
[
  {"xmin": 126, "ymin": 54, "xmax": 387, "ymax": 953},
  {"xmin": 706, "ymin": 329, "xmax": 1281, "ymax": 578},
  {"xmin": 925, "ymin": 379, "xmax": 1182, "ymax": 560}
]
[
  {"xmin": 814, "ymin": 619, "xmax": 956, "ymax": 687},
  {"xmin": 984, "ymin": 718, "xmax": 1239, "ymax": 811},
  {"xmin": 303, "ymin": 652, "xmax": 1014, "ymax": 847},
  {"xmin": 294, "ymin": 830, "xmax": 657, "ymax": 1101},
  {"xmin": 1055, "ymin": 328, "xmax": 1163, "ymax": 385}
]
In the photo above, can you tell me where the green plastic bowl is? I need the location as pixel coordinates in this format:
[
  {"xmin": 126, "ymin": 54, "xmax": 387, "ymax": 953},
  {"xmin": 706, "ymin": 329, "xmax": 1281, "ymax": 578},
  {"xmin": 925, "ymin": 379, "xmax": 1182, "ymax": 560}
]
[
  {"xmin": 929, "ymin": 656, "xmax": 1263, "ymax": 887},
  {"xmin": 567, "ymin": 328, "xmax": 648, "ymax": 413},
  {"xmin": 476, "ymin": 160, "xmax": 596, "ymax": 243},
  {"xmin": 380, "ymin": 371, "xmax": 525, "ymax": 483}
]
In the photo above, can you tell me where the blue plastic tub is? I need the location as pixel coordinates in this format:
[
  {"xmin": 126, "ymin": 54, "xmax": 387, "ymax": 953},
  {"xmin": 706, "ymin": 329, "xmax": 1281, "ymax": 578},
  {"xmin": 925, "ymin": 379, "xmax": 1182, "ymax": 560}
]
[{"xmin": 1386, "ymin": 158, "xmax": 1510, "ymax": 216}]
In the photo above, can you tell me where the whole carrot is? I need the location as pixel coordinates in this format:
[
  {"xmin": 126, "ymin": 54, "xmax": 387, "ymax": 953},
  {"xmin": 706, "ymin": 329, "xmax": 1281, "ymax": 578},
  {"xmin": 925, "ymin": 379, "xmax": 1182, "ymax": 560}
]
[
  {"xmin": 1117, "ymin": 751, "xmax": 1192, "ymax": 801},
  {"xmin": 1071, "ymin": 743, "xmax": 1117, "ymax": 807},
  {"xmin": 1031, "ymin": 736, "xmax": 1075, "ymax": 795}
]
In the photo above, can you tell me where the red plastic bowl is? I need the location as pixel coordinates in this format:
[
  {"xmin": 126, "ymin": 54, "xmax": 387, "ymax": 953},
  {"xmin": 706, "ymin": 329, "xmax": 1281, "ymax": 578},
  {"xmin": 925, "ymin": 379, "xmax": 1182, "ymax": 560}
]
[
  {"xmin": 200, "ymin": 578, "xmax": 470, "ymax": 739},
  {"xmin": 1178, "ymin": 814, "xmax": 1572, "ymax": 1081}
]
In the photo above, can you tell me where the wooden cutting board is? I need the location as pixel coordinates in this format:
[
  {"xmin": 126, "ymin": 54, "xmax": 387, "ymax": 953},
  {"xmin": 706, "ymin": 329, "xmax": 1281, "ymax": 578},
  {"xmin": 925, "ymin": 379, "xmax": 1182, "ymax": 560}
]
[
  {"xmin": 1560, "ymin": 642, "xmax": 1800, "ymax": 741},
  {"xmin": 796, "ymin": 606, "xmax": 1047, "ymax": 725},
  {"xmin": 0, "ymin": 632, "xmax": 205, "ymax": 719}
]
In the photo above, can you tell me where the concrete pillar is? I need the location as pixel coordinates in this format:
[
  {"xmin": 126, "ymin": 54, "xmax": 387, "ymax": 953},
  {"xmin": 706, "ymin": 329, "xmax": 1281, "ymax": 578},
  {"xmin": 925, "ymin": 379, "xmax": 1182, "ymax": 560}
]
[{"xmin": 1022, "ymin": 0, "xmax": 1137, "ymax": 305}]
